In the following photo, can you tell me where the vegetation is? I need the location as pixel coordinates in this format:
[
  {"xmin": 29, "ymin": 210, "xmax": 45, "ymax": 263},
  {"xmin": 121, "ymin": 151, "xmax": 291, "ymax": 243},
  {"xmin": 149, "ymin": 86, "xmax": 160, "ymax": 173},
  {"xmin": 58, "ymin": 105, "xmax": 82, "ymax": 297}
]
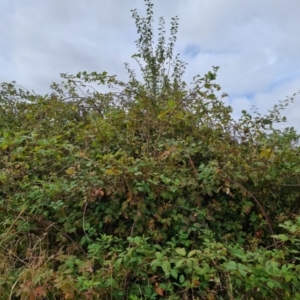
[{"xmin": 1, "ymin": 0, "xmax": 300, "ymax": 298}]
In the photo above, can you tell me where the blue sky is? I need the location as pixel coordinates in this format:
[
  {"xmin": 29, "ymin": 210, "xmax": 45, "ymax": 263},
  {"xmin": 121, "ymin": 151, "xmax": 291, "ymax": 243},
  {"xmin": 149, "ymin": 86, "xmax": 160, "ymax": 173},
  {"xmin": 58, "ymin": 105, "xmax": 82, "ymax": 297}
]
[{"xmin": 1, "ymin": 0, "xmax": 300, "ymax": 131}]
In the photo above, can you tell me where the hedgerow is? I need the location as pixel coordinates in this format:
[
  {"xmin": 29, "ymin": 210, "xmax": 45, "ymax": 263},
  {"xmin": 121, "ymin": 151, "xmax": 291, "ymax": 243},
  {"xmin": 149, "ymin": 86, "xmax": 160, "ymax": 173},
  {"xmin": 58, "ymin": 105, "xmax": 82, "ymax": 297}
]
[{"xmin": 1, "ymin": 0, "xmax": 300, "ymax": 299}]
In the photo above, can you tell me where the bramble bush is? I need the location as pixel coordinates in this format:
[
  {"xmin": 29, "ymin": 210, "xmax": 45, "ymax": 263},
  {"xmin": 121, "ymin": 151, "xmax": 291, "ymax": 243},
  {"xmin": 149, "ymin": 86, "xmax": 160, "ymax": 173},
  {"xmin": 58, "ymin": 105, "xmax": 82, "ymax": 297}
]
[{"xmin": 1, "ymin": 0, "xmax": 300, "ymax": 299}]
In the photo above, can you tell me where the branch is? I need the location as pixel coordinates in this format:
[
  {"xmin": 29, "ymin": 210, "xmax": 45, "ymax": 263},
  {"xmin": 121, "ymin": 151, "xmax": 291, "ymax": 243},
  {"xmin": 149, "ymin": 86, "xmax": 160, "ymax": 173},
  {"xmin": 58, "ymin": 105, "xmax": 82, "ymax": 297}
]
[{"xmin": 233, "ymin": 180, "xmax": 278, "ymax": 248}]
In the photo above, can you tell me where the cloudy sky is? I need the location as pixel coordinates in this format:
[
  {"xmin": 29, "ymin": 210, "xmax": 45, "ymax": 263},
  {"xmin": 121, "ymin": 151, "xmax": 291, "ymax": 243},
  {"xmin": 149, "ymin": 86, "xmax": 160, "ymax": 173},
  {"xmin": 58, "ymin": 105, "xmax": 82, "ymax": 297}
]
[{"xmin": 1, "ymin": 0, "xmax": 300, "ymax": 131}]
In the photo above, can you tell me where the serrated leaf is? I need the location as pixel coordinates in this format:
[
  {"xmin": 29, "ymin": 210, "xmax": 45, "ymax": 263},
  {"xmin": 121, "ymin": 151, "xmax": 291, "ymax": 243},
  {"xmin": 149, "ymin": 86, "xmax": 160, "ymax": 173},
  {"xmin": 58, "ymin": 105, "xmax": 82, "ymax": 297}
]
[
  {"xmin": 237, "ymin": 263, "xmax": 249, "ymax": 277},
  {"xmin": 225, "ymin": 261, "xmax": 237, "ymax": 270},
  {"xmin": 162, "ymin": 261, "xmax": 171, "ymax": 275},
  {"xmin": 276, "ymin": 234, "xmax": 289, "ymax": 242},
  {"xmin": 170, "ymin": 269, "xmax": 178, "ymax": 279},
  {"xmin": 175, "ymin": 259, "xmax": 186, "ymax": 269},
  {"xmin": 187, "ymin": 250, "xmax": 197, "ymax": 258},
  {"xmin": 175, "ymin": 248, "xmax": 186, "ymax": 256}
]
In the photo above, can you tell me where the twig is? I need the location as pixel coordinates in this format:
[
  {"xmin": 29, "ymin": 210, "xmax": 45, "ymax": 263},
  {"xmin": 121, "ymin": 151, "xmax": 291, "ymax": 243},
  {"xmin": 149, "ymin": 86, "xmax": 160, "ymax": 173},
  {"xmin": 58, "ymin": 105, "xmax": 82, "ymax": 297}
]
[
  {"xmin": 1, "ymin": 207, "xmax": 26, "ymax": 242},
  {"xmin": 233, "ymin": 181, "xmax": 278, "ymax": 248}
]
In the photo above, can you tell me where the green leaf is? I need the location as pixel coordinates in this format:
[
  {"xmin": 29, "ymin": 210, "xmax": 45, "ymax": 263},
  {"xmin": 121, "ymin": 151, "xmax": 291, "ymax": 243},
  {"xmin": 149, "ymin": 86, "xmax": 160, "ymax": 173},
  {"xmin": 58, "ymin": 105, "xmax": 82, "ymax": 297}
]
[
  {"xmin": 175, "ymin": 259, "xmax": 186, "ymax": 269},
  {"xmin": 187, "ymin": 250, "xmax": 197, "ymax": 258},
  {"xmin": 284, "ymin": 275, "xmax": 292, "ymax": 282},
  {"xmin": 115, "ymin": 258, "xmax": 122, "ymax": 270},
  {"xmin": 175, "ymin": 248, "xmax": 186, "ymax": 256},
  {"xmin": 179, "ymin": 274, "xmax": 185, "ymax": 284},
  {"xmin": 162, "ymin": 261, "xmax": 171, "ymax": 275},
  {"xmin": 170, "ymin": 269, "xmax": 178, "ymax": 279},
  {"xmin": 167, "ymin": 100, "xmax": 176, "ymax": 108},
  {"xmin": 237, "ymin": 263, "xmax": 249, "ymax": 277},
  {"xmin": 225, "ymin": 261, "xmax": 238, "ymax": 270},
  {"xmin": 193, "ymin": 222, "xmax": 201, "ymax": 228},
  {"xmin": 276, "ymin": 234, "xmax": 289, "ymax": 242}
]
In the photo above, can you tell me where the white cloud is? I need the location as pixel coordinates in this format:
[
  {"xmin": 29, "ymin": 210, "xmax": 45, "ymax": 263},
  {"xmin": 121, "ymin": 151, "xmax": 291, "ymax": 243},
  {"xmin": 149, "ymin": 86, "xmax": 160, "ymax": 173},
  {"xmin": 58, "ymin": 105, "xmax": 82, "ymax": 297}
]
[
  {"xmin": 1, "ymin": 0, "xmax": 299, "ymax": 131},
  {"xmin": 228, "ymin": 77, "xmax": 300, "ymax": 131}
]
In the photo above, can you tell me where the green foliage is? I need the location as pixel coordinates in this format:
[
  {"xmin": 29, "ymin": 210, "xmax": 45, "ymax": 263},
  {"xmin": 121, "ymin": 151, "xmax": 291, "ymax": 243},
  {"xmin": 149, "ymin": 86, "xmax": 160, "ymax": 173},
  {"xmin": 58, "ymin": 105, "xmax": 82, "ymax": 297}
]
[{"xmin": 1, "ymin": 0, "xmax": 300, "ymax": 298}]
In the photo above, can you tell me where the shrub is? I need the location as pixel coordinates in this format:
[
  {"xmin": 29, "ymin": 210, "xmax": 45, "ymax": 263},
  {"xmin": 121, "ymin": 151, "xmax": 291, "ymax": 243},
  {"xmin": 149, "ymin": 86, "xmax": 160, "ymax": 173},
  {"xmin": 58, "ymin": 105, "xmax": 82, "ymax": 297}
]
[{"xmin": 0, "ymin": 0, "xmax": 300, "ymax": 298}]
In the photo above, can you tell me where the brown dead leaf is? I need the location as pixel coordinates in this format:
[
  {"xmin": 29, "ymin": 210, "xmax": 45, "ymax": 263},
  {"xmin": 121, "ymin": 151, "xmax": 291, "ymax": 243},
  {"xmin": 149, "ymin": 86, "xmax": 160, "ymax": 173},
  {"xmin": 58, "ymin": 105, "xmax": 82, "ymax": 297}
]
[{"xmin": 155, "ymin": 283, "xmax": 164, "ymax": 296}]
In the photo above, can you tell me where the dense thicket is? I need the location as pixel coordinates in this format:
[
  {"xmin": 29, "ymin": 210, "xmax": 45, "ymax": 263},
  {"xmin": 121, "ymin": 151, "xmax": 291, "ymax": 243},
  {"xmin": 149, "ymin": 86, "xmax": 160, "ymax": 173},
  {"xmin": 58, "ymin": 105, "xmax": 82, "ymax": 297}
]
[{"xmin": 1, "ymin": 1, "xmax": 300, "ymax": 299}]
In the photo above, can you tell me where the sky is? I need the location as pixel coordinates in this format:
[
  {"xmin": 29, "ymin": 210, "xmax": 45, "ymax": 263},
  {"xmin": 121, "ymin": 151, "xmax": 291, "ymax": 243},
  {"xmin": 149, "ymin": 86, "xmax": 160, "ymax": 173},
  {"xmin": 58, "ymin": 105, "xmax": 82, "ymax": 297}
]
[{"xmin": 1, "ymin": 0, "xmax": 300, "ymax": 131}]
